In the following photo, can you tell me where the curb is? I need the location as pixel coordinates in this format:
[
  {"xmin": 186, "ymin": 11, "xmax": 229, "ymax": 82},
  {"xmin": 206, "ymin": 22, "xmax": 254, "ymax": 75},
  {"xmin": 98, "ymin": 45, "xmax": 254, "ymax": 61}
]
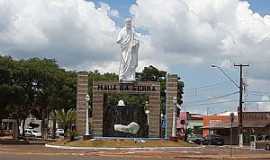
[{"xmin": 45, "ymin": 144, "xmax": 203, "ymax": 151}]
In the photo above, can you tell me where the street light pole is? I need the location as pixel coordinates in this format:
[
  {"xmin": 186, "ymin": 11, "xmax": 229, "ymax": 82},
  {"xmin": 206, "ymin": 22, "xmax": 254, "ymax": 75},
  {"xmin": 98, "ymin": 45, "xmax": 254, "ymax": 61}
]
[
  {"xmin": 172, "ymin": 97, "xmax": 177, "ymax": 137},
  {"xmin": 85, "ymin": 94, "xmax": 90, "ymax": 136},
  {"xmin": 145, "ymin": 101, "xmax": 150, "ymax": 136},
  {"xmin": 211, "ymin": 65, "xmax": 238, "ymax": 88}
]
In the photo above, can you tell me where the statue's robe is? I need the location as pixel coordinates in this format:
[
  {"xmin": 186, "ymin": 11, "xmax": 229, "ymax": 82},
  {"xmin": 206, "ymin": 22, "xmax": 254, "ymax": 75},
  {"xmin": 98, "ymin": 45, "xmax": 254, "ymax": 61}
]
[{"xmin": 117, "ymin": 27, "xmax": 139, "ymax": 82}]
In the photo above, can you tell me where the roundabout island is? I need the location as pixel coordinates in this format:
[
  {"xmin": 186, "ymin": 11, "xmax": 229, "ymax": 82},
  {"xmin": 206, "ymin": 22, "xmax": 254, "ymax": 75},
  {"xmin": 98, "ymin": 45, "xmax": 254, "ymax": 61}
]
[{"xmin": 45, "ymin": 138, "xmax": 197, "ymax": 150}]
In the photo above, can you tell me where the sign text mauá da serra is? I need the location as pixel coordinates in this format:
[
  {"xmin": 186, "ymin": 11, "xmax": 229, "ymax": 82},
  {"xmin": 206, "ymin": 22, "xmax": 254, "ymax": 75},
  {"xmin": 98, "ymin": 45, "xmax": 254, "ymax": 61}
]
[{"xmin": 96, "ymin": 83, "xmax": 157, "ymax": 92}]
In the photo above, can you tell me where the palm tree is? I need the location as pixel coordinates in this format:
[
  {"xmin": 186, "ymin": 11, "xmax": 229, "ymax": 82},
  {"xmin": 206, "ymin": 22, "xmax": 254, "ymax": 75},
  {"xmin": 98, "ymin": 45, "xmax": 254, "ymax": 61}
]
[{"xmin": 55, "ymin": 108, "xmax": 76, "ymax": 136}]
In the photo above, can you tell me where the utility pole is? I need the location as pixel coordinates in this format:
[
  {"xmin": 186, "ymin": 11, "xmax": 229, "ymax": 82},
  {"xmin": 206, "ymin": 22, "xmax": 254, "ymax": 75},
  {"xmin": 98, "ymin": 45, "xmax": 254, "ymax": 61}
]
[
  {"xmin": 207, "ymin": 107, "xmax": 210, "ymax": 145},
  {"xmin": 234, "ymin": 64, "xmax": 249, "ymax": 147},
  {"xmin": 230, "ymin": 112, "xmax": 235, "ymax": 157}
]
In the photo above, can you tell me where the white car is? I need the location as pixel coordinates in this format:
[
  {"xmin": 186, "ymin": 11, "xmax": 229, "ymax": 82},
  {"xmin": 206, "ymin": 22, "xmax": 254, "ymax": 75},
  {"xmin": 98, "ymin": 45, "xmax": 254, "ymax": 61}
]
[
  {"xmin": 31, "ymin": 130, "xmax": 42, "ymax": 137},
  {"xmin": 24, "ymin": 128, "xmax": 33, "ymax": 136},
  {"xmin": 55, "ymin": 129, "xmax": 64, "ymax": 136},
  {"xmin": 24, "ymin": 128, "xmax": 41, "ymax": 137}
]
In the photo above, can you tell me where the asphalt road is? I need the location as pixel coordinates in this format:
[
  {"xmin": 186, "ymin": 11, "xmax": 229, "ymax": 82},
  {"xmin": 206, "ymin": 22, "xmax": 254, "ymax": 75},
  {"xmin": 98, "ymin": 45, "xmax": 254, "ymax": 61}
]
[
  {"xmin": 1, "ymin": 144, "xmax": 270, "ymax": 160},
  {"xmin": 0, "ymin": 155, "xmax": 125, "ymax": 160}
]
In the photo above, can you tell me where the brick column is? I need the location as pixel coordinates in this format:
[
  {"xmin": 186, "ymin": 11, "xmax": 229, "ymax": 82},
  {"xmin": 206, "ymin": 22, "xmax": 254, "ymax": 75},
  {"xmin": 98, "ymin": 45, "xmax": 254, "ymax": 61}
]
[
  {"xmin": 148, "ymin": 87, "xmax": 161, "ymax": 138},
  {"xmin": 92, "ymin": 92, "xmax": 104, "ymax": 137},
  {"xmin": 166, "ymin": 74, "xmax": 178, "ymax": 138},
  {"xmin": 76, "ymin": 72, "xmax": 88, "ymax": 136}
]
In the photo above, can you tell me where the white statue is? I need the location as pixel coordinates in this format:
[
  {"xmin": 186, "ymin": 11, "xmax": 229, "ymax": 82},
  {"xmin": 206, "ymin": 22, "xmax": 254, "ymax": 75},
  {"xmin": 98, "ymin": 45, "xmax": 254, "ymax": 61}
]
[{"xmin": 116, "ymin": 18, "xmax": 139, "ymax": 82}]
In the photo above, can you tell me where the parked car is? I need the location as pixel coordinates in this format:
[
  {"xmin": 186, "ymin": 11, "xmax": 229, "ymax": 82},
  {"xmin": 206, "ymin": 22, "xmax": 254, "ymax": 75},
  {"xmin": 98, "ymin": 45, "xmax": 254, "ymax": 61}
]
[
  {"xmin": 203, "ymin": 134, "xmax": 224, "ymax": 145},
  {"xmin": 187, "ymin": 134, "xmax": 205, "ymax": 144},
  {"xmin": 24, "ymin": 128, "xmax": 42, "ymax": 137},
  {"xmin": 56, "ymin": 129, "xmax": 64, "ymax": 136},
  {"xmin": 24, "ymin": 128, "xmax": 33, "ymax": 137},
  {"xmin": 31, "ymin": 130, "xmax": 42, "ymax": 137}
]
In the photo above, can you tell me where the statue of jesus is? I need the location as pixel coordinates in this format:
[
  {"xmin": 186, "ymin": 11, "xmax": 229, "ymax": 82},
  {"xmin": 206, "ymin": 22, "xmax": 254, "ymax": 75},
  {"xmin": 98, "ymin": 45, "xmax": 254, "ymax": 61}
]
[{"xmin": 116, "ymin": 18, "xmax": 139, "ymax": 82}]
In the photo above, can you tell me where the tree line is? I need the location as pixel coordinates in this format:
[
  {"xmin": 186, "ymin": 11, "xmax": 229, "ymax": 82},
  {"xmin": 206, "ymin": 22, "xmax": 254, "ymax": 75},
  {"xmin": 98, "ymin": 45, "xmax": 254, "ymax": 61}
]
[{"xmin": 0, "ymin": 56, "xmax": 77, "ymax": 137}]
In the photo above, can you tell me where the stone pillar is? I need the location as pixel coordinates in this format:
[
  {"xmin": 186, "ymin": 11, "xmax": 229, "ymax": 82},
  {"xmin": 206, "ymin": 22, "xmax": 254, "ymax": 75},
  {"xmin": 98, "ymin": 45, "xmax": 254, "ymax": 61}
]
[
  {"xmin": 166, "ymin": 74, "xmax": 178, "ymax": 138},
  {"xmin": 76, "ymin": 72, "xmax": 88, "ymax": 136},
  {"xmin": 148, "ymin": 83, "xmax": 161, "ymax": 137},
  {"xmin": 91, "ymin": 92, "xmax": 104, "ymax": 137}
]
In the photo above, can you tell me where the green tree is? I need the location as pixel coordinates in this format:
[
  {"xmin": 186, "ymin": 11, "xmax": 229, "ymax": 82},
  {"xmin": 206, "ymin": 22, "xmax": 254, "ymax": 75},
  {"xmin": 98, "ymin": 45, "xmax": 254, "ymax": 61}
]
[
  {"xmin": 88, "ymin": 70, "xmax": 118, "ymax": 108},
  {"xmin": 16, "ymin": 58, "xmax": 76, "ymax": 138},
  {"xmin": 137, "ymin": 65, "xmax": 167, "ymax": 113},
  {"xmin": 177, "ymin": 80, "xmax": 184, "ymax": 106},
  {"xmin": 137, "ymin": 65, "xmax": 166, "ymax": 81},
  {"xmin": 2, "ymin": 85, "xmax": 28, "ymax": 137},
  {"xmin": 0, "ymin": 56, "xmax": 16, "ymax": 120},
  {"xmin": 0, "ymin": 56, "xmax": 30, "ymax": 137},
  {"xmin": 137, "ymin": 65, "xmax": 184, "ymax": 113},
  {"xmin": 0, "ymin": 56, "xmax": 13, "ymax": 85},
  {"xmin": 54, "ymin": 108, "xmax": 76, "ymax": 136},
  {"xmin": 46, "ymin": 70, "xmax": 76, "ymax": 138},
  {"xmin": 0, "ymin": 85, "xmax": 10, "ymax": 120},
  {"xmin": 0, "ymin": 55, "xmax": 77, "ymax": 138}
]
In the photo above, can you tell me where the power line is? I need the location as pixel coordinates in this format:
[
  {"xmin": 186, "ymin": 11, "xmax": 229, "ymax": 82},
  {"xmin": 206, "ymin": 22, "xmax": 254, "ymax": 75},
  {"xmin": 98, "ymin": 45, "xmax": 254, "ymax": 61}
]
[
  {"xmin": 186, "ymin": 100, "xmax": 238, "ymax": 106},
  {"xmin": 212, "ymin": 65, "xmax": 239, "ymax": 88},
  {"xmin": 245, "ymin": 100, "xmax": 270, "ymax": 103},
  {"xmin": 185, "ymin": 91, "xmax": 239, "ymax": 104},
  {"xmin": 185, "ymin": 81, "xmax": 230, "ymax": 91},
  {"xmin": 249, "ymin": 90, "xmax": 270, "ymax": 95},
  {"xmin": 248, "ymin": 92, "xmax": 269, "ymax": 97},
  {"xmin": 184, "ymin": 81, "xmax": 235, "ymax": 98}
]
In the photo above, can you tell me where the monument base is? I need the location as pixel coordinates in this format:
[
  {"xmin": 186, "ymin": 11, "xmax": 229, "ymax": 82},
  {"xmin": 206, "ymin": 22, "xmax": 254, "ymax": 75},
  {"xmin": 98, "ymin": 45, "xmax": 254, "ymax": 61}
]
[{"xmin": 83, "ymin": 135, "xmax": 93, "ymax": 140}]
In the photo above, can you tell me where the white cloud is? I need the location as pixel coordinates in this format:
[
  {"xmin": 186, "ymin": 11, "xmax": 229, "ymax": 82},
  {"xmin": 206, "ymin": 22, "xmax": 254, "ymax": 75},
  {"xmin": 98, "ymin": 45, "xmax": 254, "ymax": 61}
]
[
  {"xmin": 243, "ymin": 78, "xmax": 270, "ymax": 112},
  {"xmin": 247, "ymin": 78, "xmax": 270, "ymax": 92},
  {"xmin": 220, "ymin": 59, "xmax": 234, "ymax": 69},
  {"xmin": 0, "ymin": 0, "xmax": 120, "ymax": 72},
  {"xmin": 0, "ymin": 0, "xmax": 270, "ymax": 87},
  {"xmin": 130, "ymin": 0, "xmax": 270, "ymax": 78},
  {"xmin": 129, "ymin": 0, "xmax": 270, "ymax": 113},
  {"xmin": 4, "ymin": 0, "xmax": 270, "ymax": 114},
  {"xmin": 99, "ymin": 2, "xmax": 119, "ymax": 18},
  {"xmin": 257, "ymin": 96, "xmax": 270, "ymax": 112}
]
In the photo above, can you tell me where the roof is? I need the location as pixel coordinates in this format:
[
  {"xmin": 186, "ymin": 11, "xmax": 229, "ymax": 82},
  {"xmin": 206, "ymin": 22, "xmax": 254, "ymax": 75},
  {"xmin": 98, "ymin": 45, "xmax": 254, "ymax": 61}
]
[
  {"xmin": 202, "ymin": 121, "xmax": 270, "ymax": 129},
  {"xmin": 216, "ymin": 111, "xmax": 238, "ymax": 116},
  {"xmin": 189, "ymin": 114, "xmax": 203, "ymax": 120}
]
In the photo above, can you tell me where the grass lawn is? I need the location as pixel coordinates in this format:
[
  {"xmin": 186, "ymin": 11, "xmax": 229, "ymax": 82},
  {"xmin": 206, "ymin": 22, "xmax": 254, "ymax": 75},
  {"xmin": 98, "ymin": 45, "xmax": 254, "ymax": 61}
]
[{"xmin": 50, "ymin": 139, "xmax": 196, "ymax": 148}]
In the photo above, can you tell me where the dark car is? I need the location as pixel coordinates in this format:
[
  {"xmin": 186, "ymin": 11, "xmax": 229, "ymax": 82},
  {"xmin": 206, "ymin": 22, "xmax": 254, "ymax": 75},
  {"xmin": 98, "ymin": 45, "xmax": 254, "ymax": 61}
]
[
  {"xmin": 203, "ymin": 134, "xmax": 224, "ymax": 145},
  {"xmin": 187, "ymin": 134, "xmax": 205, "ymax": 145}
]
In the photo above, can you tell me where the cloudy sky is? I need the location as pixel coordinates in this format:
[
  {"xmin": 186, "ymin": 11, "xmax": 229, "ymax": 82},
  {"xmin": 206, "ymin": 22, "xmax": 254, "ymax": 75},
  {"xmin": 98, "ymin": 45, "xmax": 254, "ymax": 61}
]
[{"xmin": 1, "ymin": 0, "xmax": 270, "ymax": 114}]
